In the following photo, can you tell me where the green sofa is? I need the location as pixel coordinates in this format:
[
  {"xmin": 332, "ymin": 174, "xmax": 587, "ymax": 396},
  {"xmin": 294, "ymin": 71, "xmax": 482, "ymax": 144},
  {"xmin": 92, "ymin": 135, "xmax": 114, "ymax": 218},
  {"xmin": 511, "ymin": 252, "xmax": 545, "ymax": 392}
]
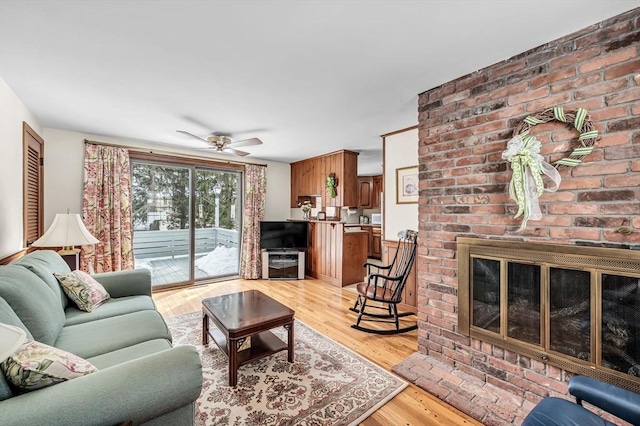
[{"xmin": 0, "ymin": 250, "xmax": 202, "ymax": 426}]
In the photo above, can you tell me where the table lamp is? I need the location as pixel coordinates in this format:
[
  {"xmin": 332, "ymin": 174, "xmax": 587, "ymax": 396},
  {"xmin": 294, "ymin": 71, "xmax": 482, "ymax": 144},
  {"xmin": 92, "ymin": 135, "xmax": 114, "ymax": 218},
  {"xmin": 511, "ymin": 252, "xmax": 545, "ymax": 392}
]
[
  {"xmin": 0, "ymin": 323, "xmax": 27, "ymax": 362},
  {"xmin": 31, "ymin": 213, "xmax": 100, "ymax": 269}
]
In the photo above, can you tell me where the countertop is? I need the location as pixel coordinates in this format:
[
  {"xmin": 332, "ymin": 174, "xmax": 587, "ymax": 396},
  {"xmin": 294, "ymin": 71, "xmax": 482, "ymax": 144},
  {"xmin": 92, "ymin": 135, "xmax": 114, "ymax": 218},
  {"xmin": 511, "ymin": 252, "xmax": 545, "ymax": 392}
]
[{"xmin": 288, "ymin": 219, "xmax": 380, "ymax": 228}]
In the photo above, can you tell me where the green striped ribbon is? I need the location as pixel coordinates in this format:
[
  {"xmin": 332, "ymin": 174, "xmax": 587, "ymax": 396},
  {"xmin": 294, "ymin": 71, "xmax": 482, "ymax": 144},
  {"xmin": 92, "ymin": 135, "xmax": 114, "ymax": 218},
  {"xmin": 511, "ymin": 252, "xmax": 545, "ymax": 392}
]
[
  {"xmin": 570, "ymin": 146, "xmax": 594, "ymax": 156},
  {"xmin": 574, "ymin": 108, "xmax": 587, "ymax": 132},
  {"xmin": 555, "ymin": 158, "xmax": 583, "ymax": 167},
  {"xmin": 524, "ymin": 116, "xmax": 546, "ymax": 125},
  {"xmin": 553, "ymin": 107, "xmax": 566, "ymax": 122},
  {"xmin": 506, "ymin": 138, "xmax": 545, "ymax": 230},
  {"xmin": 579, "ymin": 130, "xmax": 598, "ymax": 141}
]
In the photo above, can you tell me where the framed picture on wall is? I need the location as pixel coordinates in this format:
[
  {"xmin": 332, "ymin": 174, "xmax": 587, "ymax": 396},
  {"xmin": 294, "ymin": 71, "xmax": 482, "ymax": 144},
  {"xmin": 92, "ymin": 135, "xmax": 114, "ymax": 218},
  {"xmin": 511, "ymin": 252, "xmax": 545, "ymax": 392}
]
[{"xmin": 396, "ymin": 165, "xmax": 419, "ymax": 204}]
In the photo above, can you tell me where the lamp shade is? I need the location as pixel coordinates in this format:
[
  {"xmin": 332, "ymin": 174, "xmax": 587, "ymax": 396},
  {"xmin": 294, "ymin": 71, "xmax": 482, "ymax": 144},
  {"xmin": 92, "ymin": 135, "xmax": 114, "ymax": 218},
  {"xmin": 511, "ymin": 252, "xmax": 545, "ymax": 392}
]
[
  {"xmin": 0, "ymin": 323, "xmax": 27, "ymax": 362},
  {"xmin": 31, "ymin": 213, "xmax": 100, "ymax": 248}
]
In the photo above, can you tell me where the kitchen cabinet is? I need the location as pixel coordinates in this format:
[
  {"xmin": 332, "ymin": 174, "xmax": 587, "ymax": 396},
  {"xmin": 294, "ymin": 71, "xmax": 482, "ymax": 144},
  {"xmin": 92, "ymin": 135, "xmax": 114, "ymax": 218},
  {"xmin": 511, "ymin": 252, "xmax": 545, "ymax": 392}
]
[
  {"xmin": 357, "ymin": 177, "xmax": 373, "ymax": 209},
  {"xmin": 371, "ymin": 227, "xmax": 382, "ymax": 259},
  {"xmin": 291, "ymin": 150, "xmax": 358, "ymax": 208},
  {"xmin": 290, "ymin": 159, "xmax": 322, "ymax": 207},
  {"xmin": 290, "ymin": 161, "xmax": 302, "ymax": 207},
  {"xmin": 344, "ymin": 224, "xmax": 381, "ymax": 260},
  {"xmin": 357, "ymin": 175, "xmax": 382, "ymax": 209},
  {"xmin": 323, "ymin": 151, "xmax": 358, "ymax": 208},
  {"xmin": 372, "ymin": 175, "xmax": 383, "ymax": 209},
  {"xmin": 306, "ymin": 221, "xmax": 367, "ymax": 286}
]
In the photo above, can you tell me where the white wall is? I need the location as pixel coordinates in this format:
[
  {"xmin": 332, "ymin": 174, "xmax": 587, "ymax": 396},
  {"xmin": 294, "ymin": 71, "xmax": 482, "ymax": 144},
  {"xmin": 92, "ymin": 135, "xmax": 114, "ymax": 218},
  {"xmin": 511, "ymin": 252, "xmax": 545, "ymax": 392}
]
[
  {"xmin": 0, "ymin": 77, "xmax": 42, "ymax": 258},
  {"xmin": 383, "ymin": 128, "xmax": 419, "ymax": 241},
  {"xmin": 1, "ymin": 78, "xmax": 290, "ymax": 259},
  {"xmin": 42, "ymin": 129, "xmax": 290, "ymax": 229}
]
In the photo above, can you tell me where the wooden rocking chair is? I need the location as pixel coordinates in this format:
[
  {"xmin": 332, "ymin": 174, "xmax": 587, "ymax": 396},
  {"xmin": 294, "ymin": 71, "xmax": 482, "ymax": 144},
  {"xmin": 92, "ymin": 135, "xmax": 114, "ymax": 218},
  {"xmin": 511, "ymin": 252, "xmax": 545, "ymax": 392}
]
[{"xmin": 350, "ymin": 229, "xmax": 418, "ymax": 335}]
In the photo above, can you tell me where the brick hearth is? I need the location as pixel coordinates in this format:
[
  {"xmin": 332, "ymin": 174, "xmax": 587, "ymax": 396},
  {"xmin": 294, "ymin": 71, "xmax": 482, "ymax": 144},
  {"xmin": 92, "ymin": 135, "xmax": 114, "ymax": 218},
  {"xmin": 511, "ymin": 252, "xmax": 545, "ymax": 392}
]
[
  {"xmin": 394, "ymin": 352, "xmax": 634, "ymax": 426},
  {"xmin": 392, "ymin": 8, "xmax": 640, "ymax": 425}
]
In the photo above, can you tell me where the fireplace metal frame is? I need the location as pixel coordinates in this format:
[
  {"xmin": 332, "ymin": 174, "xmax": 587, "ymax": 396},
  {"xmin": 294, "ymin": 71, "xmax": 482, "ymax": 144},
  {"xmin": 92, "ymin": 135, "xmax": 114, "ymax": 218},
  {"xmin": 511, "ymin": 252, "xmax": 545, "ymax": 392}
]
[{"xmin": 457, "ymin": 237, "xmax": 640, "ymax": 392}]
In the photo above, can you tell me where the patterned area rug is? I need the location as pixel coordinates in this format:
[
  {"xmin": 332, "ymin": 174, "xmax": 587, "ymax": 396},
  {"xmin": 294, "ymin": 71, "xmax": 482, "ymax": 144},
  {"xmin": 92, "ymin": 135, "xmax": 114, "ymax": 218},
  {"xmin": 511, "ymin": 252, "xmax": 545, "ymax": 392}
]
[{"xmin": 165, "ymin": 311, "xmax": 407, "ymax": 426}]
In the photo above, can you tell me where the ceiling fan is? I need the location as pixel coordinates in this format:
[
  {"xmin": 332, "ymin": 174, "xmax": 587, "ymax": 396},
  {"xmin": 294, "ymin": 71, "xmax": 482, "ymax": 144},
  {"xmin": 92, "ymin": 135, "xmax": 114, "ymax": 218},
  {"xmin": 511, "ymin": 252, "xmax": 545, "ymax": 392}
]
[{"xmin": 176, "ymin": 130, "xmax": 263, "ymax": 157}]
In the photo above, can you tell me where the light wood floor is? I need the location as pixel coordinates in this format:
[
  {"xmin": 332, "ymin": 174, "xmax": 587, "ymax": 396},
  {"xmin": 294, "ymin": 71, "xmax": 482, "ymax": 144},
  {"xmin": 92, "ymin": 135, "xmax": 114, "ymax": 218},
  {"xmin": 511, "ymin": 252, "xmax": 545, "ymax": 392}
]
[{"xmin": 153, "ymin": 277, "xmax": 480, "ymax": 426}]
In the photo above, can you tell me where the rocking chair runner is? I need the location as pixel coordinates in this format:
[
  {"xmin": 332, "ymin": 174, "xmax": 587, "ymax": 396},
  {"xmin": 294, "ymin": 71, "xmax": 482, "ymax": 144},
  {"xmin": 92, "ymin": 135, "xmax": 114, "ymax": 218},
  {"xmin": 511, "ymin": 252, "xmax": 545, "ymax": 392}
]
[{"xmin": 350, "ymin": 229, "xmax": 418, "ymax": 335}]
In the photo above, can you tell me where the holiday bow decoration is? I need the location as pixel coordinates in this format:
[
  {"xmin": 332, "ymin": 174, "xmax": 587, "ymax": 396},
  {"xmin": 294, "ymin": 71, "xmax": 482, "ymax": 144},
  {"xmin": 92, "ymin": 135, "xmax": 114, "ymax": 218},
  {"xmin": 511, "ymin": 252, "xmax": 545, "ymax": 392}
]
[
  {"xmin": 504, "ymin": 107, "xmax": 598, "ymax": 231},
  {"xmin": 501, "ymin": 135, "xmax": 561, "ymax": 231}
]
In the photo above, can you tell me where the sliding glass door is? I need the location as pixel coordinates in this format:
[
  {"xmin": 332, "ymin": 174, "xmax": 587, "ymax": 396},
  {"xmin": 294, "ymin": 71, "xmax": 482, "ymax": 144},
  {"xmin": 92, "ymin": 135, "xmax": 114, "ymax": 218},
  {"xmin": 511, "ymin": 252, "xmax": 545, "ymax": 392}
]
[
  {"xmin": 131, "ymin": 160, "xmax": 242, "ymax": 288},
  {"xmin": 193, "ymin": 169, "xmax": 242, "ymax": 281}
]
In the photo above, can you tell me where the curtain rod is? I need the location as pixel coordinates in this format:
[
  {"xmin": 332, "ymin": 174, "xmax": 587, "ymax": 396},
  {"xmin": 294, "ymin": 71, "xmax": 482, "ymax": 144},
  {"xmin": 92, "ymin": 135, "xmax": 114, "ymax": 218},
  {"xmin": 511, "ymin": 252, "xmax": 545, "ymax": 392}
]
[{"xmin": 83, "ymin": 139, "xmax": 268, "ymax": 168}]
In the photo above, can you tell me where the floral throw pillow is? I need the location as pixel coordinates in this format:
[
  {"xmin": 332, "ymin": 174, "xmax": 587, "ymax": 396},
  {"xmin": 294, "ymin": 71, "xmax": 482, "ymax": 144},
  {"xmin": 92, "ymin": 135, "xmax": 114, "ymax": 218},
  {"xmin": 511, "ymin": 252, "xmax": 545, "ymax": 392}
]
[
  {"xmin": 54, "ymin": 270, "xmax": 110, "ymax": 312},
  {"xmin": 1, "ymin": 340, "xmax": 98, "ymax": 391}
]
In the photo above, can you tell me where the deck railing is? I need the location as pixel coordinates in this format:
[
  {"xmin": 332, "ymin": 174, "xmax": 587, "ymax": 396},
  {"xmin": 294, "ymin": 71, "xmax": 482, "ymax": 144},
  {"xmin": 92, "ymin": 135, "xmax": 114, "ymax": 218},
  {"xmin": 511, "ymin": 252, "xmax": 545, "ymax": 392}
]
[{"xmin": 133, "ymin": 228, "xmax": 239, "ymax": 259}]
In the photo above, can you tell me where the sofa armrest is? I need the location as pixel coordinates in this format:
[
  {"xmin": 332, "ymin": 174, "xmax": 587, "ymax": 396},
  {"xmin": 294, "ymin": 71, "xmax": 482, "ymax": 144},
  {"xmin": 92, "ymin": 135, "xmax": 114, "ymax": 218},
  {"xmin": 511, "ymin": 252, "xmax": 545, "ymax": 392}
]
[
  {"xmin": 568, "ymin": 376, "xmax": 640, "ymax": 425},
  {"xmin": 91, "ymin": 269, "xmax": 152, "ymax": 298},
  {"xmin": 0, "ymin": 345, "xmax": 202, "ymax": 426}
]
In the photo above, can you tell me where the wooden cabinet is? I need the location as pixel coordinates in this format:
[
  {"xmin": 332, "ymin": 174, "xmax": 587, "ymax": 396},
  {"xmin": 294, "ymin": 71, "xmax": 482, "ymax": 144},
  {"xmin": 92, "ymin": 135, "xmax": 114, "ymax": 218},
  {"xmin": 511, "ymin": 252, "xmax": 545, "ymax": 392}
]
[
  {"xmin": 323, "ymin": 151, "xmax": 358, "ymax": 208},
  {"xmin": 347, "ymin": 225, "xmax": 381, "ymax": 260},
  {"xmin": 372, "ymin": 175, "xmax": 383, "ymax": 209},
  {"xmin": 361, "ymin": 227, "xmax": 372, "ymax": 257},
  {"xmin": 382, "ymin": 239, "xmax": 416, "ymax": 312},
  {"xmin": 290, "ymin": 161, "xmax": 302, "ymax": 207},
  {"xmin": 357, "ymin": 177, "xmax": 373, "ymax": 209},
  {"xmin": 371, "ymin": 227, "xmax": 382, "ymax": 259},
  {"xmin": 290, "ymin": 159, "xmax": 322, "ymax": 207},
  {"xmin": 306, "ymin": 221, "xmax": 367, "ymax": 286},
  {"xmin": 357, "ymin": 175, "xmax": 382, "ymax": 209},
  {"xmin": 291, "ymin": 150, "xmax": 358, "ymax": 208}
]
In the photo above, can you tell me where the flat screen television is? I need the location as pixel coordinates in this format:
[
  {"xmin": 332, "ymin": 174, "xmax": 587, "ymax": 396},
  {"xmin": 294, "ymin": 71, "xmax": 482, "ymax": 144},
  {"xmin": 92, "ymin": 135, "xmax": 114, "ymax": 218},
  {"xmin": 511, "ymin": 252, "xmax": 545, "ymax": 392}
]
[{"xmin": 260, "ymin": 221, "xmax": 309, "ymax": 250}]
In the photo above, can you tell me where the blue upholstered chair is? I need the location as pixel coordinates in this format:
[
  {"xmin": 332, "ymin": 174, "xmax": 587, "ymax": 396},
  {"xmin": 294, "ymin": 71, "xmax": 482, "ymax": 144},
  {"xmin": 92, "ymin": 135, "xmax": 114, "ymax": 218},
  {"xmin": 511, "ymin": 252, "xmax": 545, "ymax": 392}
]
[{"xmin": 522, "ymin": 376, "xmax": 640, "ymax": 426}]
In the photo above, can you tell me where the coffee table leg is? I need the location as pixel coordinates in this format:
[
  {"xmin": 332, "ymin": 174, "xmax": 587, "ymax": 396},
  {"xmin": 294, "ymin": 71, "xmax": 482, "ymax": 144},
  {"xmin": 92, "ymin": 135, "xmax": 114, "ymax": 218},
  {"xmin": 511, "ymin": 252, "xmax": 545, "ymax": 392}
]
[
  {"xmin": 285, "ymin": 322, "xmax": 294, "ymax": 362},
  {"xmin": 229, "ymin": 338, "xmax": 238, "ymax": 386},
  {"xmin": 202, "ymin": 312, "xmax": 209, "ymax": 345}
]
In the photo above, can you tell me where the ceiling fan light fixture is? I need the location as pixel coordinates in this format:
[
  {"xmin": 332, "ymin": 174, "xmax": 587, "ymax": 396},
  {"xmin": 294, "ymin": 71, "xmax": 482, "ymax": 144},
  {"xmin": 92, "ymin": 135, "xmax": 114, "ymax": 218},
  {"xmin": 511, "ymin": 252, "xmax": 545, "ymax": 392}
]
[
  {"xmin": 206, "ymin": 135, "xmax": 232, "ymax": 150},
  {"xmin": 207, "ymin": 135, "xmax": 232, "ymax": 145},
  {"xmin": 177, "ymin": 128, "xmax": 262, "ymax": 156}
]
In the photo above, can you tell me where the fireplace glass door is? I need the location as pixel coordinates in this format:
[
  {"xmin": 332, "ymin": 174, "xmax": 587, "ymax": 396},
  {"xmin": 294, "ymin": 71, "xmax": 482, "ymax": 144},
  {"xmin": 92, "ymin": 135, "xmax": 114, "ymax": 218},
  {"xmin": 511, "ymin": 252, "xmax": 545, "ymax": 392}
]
[
  {"xmin": 507, "ymin": 262, "xmax": 541, "ymax": 346},
  {"xmin": 549, "ymin": 268, "xmax": 591, "ymax": 360},
  {"xmin": 602, "ymin": 274, "xmax": 640, "ymax": 376},
  {"xmin": 459, "ymin": 238, "xmax": 640, "ymax": 392}
]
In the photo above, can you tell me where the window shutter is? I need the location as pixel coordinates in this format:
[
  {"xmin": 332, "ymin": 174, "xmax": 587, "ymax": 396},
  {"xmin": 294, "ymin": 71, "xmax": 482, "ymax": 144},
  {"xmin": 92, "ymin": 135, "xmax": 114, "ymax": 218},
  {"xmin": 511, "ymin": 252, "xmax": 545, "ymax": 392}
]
[{"xmin": 23, "ymin": 122, "xmax": 44, "ymax": 247}]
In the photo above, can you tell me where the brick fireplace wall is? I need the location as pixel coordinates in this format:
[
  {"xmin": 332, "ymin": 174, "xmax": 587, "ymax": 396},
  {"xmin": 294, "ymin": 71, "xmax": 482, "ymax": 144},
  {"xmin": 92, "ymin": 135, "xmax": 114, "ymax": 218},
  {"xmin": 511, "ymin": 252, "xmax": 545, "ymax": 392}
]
[{"xmin": 400, "ymin": 8, "xmax": 639, "ymax": 425}]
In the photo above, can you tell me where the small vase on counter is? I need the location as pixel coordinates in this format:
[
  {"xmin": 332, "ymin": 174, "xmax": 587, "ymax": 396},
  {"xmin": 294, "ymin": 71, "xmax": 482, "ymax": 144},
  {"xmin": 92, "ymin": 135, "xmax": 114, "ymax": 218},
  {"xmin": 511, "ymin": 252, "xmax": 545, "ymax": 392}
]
[{"xmin": 299, "ymin": 201, "xmax": 312, "ymax": 220}]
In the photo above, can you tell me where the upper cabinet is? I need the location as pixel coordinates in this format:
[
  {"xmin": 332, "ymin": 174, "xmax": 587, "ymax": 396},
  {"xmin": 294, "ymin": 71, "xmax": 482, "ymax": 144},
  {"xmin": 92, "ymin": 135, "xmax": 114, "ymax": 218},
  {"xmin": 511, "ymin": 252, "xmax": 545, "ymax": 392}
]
[
  {"xmin": 357, "ymin": 177, "xmax": 373, "ymax": 209},
  {"xmin": 357, "ymin": 174, "xmax": 383, "ymax": 209},
  {"xmin": 372, "ymin": 175, "xmax": 383, "ymax": 209},
  {"xmin": 290, "ymin": 150, "xmax": 359, "ymax": 208}
]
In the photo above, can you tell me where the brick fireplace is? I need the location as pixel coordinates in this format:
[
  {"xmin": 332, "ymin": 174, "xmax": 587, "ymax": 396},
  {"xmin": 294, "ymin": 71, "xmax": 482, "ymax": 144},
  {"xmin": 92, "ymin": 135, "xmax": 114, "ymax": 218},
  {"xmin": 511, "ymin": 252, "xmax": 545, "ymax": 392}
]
[{"xmin": 392, "ymin": 8, "xmax": 640, "ymax": 425}]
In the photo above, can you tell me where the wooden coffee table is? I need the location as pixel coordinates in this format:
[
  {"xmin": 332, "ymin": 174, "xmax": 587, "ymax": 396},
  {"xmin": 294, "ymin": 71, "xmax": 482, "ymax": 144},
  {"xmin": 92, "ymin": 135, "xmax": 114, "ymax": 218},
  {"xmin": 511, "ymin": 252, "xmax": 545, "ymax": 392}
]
[{"xmin": 202, "ymin": 290, "xmax": 295, "ymax": 386}]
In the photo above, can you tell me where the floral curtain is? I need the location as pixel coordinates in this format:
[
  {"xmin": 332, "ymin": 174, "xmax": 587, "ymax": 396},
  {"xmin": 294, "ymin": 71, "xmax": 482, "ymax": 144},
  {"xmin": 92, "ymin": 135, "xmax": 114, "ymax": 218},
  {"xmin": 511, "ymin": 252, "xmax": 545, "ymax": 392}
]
[
  {"xmin": 81, "ymin": 143, "xmax": 134, "ymax": 273},
  {"xmin": 240, "ymin": 164, "xmax": 267, "ymax": 279}
]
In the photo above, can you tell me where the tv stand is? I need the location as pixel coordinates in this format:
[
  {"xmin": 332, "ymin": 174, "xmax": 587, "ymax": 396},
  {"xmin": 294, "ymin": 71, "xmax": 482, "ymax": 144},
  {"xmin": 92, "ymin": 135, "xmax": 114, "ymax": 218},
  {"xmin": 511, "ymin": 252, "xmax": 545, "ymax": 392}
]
[{"xmin": 262, "ymin": 249, "xmax": 305, "ymax": 280}]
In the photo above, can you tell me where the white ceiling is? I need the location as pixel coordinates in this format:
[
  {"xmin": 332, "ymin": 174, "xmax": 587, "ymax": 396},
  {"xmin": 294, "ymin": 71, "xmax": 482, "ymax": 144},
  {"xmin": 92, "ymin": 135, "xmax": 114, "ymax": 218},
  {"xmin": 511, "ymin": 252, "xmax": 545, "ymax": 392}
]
[{"xmin": 1, "ymin": 1, "xmax": 637, "ymax": 174}]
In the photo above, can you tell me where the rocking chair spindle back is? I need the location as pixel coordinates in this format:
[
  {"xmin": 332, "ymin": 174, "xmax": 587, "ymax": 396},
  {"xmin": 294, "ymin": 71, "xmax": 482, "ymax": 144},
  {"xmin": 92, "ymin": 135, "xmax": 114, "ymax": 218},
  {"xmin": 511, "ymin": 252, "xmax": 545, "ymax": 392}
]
[{"xmin": 350, "ymin": 229, "xmax": 418, "ymax": 335}]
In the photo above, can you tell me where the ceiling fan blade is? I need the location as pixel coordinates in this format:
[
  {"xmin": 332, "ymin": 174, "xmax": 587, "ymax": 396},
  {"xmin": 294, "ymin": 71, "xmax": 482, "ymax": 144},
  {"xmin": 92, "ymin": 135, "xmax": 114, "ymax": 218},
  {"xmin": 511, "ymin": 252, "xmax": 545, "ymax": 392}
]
[
  {"xmin": 223, "ymin": 147, "xmax": 250, "ymax": 156},
  {"xmin": 226, "ymin": 137, "xmax": 263, "ymax": 148},
  {"xmin": 176, "ymin": 130, "xmax": 209, "ymax": 143}
]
